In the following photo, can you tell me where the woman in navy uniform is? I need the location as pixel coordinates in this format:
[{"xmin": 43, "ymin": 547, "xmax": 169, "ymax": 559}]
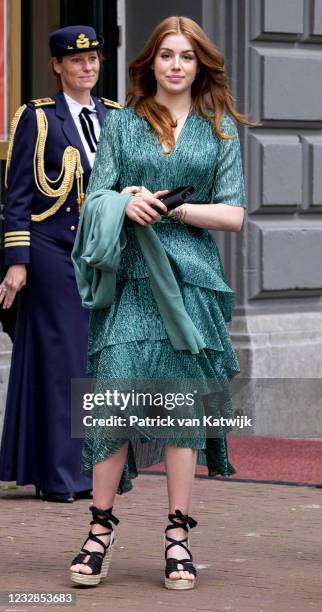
[{"xmin": 0, "ymin": 26, "xmax": 120, "ymax": 502}]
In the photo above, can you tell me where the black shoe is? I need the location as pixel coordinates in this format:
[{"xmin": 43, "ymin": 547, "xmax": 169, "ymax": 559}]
[
  {"xmin": 70, "ymin": 505, "xmax": 119, "ymax": 586},
  {"xmin": 41, "ymin": 490, "xmax": 74, "ymax": 503},
  {"xmin": 164, "ymin": 509, "xmax": 198, "ymax": 590},
  {"xmin": 73, "ymin": 489, "xmax": 93, "ymax": 500}
]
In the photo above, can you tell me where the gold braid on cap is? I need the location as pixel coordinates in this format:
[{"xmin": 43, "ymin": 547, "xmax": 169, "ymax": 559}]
[
  {"xmin": 5, "ymin": 104, "xmax": 27, "ymax": 188},
  {"xmin": 31, "ymin": 108, "xmax": 84, "ymax": 221}
]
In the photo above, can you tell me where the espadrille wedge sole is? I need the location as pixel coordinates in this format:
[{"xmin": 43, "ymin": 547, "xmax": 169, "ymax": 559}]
[{"xmin": 164, "ymin": 575, "xmax": 195, "ymax": 590}]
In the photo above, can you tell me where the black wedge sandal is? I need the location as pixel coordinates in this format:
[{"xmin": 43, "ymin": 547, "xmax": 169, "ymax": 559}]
[
  {"xmin": 70, "ymin": 505, "xmax": 119, "ymax": 586},
  {"xmin": 164, "ymin": 509, "xmax": 198, "ymax": 590}
]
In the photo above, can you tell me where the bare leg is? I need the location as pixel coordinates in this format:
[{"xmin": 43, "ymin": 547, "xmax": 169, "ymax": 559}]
[
  {"xmin": 164, "ymin": 444, "xmax": 197, "ymax": 581},
  {"xmin": 71, "ymin": 441, "xmax": 128, "ymax": 574},
  {"xmin": 93, "ymin": 441, "xmax": 129, "ymax": 508}
]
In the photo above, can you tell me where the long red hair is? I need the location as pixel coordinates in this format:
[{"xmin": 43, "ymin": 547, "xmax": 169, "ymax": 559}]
[{"xmin": 126, "ymin": 16, "xmax": 250, "ymax": 151}]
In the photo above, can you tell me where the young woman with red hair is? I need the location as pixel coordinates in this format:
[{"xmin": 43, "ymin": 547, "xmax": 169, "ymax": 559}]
[{"xmin": 70, "ymin": 15, "xmax": 248, "ymax": 591}]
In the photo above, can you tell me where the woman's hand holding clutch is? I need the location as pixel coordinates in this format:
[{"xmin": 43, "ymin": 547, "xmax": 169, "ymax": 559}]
[{"xmin": 122, "ymin": 185, "xmax": 168, "ymax": 226}]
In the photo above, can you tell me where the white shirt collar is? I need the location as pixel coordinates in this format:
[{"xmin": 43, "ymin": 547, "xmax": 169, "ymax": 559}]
[{"xmin": 63, "ymin": 92, "xmax": 96, "ymax": 118}]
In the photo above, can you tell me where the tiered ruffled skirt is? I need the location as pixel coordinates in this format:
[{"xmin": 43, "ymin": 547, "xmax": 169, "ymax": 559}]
[{"xmin": 82, "ymin": 272, "xmax": 240, "ymax": 494}]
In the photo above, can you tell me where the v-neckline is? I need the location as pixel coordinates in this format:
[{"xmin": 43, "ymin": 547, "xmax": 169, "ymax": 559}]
[{"xmin": 159, "ymin": 111, "xmax": 193, "ymax": 157}]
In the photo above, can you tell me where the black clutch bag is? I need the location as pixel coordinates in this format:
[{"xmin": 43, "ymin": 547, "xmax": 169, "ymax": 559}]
[{"xmin": 157, "ymin": 186, "xmax": 195, "ymax": 214}]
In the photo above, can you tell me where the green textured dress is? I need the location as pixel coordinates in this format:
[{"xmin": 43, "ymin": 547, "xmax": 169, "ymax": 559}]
[{"xmin": 81, "ymin": 107, "xmax": 247, "ymax": 493}]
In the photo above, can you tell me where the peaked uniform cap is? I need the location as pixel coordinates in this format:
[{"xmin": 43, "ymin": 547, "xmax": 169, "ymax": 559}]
[{"xmin": 49, "ymin": 25, "xmax": 104, "ymax": 57}]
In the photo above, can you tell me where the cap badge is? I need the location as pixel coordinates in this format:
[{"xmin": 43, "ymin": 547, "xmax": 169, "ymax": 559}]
[{"xmin": 76, "ymin": 33, "xmax": 90, "ymax": 48}]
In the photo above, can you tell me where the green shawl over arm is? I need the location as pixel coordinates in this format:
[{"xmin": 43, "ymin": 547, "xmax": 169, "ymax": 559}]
[{"xmin": 71, "ymin": 189, "xmax": 206, "ymax": 355}]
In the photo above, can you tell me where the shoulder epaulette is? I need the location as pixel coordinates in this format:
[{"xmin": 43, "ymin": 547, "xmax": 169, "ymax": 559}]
[
  {"xmin": 29, "ymin": 97, "xmax": 55, "ymax": 108},
  {"xmin": 100, "ymin": 97, "xmax": 122, "ymax": 109}
]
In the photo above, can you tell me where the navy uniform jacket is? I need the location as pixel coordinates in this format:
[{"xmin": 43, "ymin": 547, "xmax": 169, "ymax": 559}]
[{"xmin": 4, "ymin": 90, "xmax": 117, "ymax": 266}]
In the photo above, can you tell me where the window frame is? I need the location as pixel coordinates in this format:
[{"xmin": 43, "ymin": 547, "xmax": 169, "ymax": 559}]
[{"xmin": 0, "ymin": 0, "xmax": 21, "ymax": 160}]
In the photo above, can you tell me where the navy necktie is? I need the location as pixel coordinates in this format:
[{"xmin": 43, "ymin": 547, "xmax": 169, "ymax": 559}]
[{"xmin": 79, "ymin": 107, "xmax": 98, "ymax": 153}]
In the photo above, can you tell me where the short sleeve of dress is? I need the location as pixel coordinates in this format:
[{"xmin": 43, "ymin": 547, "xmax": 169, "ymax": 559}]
[
  {"xmin": 211, "ymin": 115, "xmax": 247, "ymax": 208},
  {"xmin": 86, "ymin": 108, "xmax": 122, "ymax": 196}
]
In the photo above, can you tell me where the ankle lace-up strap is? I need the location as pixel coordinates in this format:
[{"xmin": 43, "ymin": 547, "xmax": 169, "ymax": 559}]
[
  {"xmin": 90, "ymin": 506, "xmax": 120, "ymax": 531},
  {"xmin": 166, "ymin": 509, "xmax": 198, "ymax": 533}
]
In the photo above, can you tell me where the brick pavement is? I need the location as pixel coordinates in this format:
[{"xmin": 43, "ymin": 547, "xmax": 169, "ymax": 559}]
[{"xmin": 0, "ymin": 475, "xmax": 321, "ymax": 612}]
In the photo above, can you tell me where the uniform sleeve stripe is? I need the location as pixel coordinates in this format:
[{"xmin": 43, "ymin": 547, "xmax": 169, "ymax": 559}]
[
  {"xmin": 5, "ymin": 239, "xmax": 31, "ymax": 244},
  {"xmin": 4, "ymin": 242, "xmax": 30, "ymax": 247},
  {"xmin": 5, "ymin": 236, "xmax": 31, "ymax": 243},
  {"xmin": 4, "ymin": 230, "xmax": 31, "ymax": 236},
  {"xmin": 5, "ymin": 237, "xmax": 31, "ymax": 242}
]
